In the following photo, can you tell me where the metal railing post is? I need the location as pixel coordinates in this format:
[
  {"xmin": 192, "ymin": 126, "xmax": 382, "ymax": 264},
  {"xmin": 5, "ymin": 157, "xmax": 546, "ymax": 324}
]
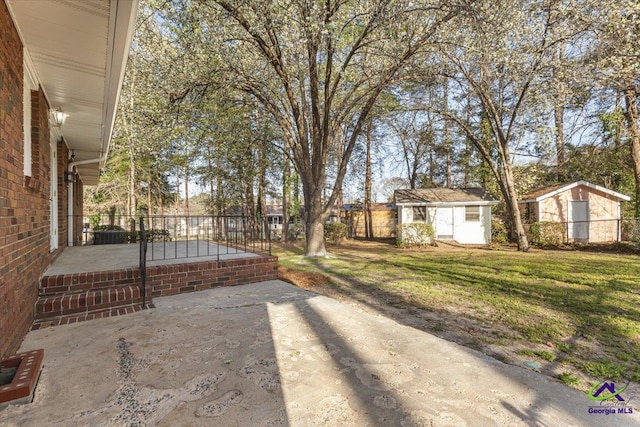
[{"xmin": 139, "ymin": 217, "xmax": 147, "ymax": 308}]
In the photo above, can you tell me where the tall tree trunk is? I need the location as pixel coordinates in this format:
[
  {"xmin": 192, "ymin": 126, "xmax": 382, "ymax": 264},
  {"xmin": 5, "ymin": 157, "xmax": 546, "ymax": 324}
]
[
  {"xmin": 258, "ymin": 132, "xmax": 267, "ymax": 240},
  {"xmin": 623, "ymin": 86, "xmax": 640, "ymax": 217},
  {"xmin": 207, "ymin": 140, "xmax": 215, "ymax": 215},
  {"xmin": 158, "ymin": 181, "xmax": 164, "ymax": 217},
  {"xmin": 462, "ymin": 94, "xmax": 473, "ymax": 186},
  {"xmin": 245, "ymin": 179, "xmax": 256, "ymax": 239},
  {"xmin": 470, "ymin": 115, "xmax": 530, "ymax": 251},
  {"xmin": 304, "ymin": 187, "xmax": 328, "ymax": 257},
  {"xmin": 212, "ymin": 141, "xmax": 224, "ymax": 240},
  {"xmin": 554, "ymin": 103, "xmax": 565, "ymax": 182},
  {"xmin": 503, "ymin": 162, "xmax": 530, "ymax": 251},
  {"xmin": 128, "ymin": 145, "xmax": 137, "ymax": 218},
  {"xmin": 428, "ymin": 148, "xmax": 435, "ymax": 187},
  {"xmin": 364, "ymin": 121, "xmax": 374, "ymax": 240},
  {"xmin": 184, "ymin": 168, "xmax": 190, "ymax": 239},
  {"xmin": 293, "ymin": 172, "xmax": 300, "ymax": 227},
  {"xmin": 553, "ymin": 43, "xmax": 566, "ymax": 182},
  {"xmin": 282, "ymin": 150, "xmax": 290, "ymax": 242},
  {"xmin": 215, "ymin": 136, "xmax": 224, "ymax": 218},
  {"xmin": 335, "ymin": 128, "xmax": 345, "ymax": 231},
  {"xmin": 126, "ymin": 67, "xmax": 137, "ymax": 219},
  {"xmin": 443, "ymin": 78, "xmax": 452, "ymax": 188},
  {"xmin": 146, "ymin": 184, "xmax": 152, "ymax": 217}
]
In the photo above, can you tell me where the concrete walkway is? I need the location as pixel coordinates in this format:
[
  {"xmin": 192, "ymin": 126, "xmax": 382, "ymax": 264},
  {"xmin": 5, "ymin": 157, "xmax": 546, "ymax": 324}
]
[{"xmin": 2, "ymin": 281, "xmax": 638, "ymax": 426}]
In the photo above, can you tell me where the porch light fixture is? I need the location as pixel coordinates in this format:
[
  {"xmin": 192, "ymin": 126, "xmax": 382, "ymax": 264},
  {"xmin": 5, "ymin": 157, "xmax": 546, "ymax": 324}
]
[
  {"xmin": 64, "ymin": 171, "xmax": 76, "ymax": 183},
  {"xmin": 50, "ymin": 108, "xmax": 69, "ymax": 127}
]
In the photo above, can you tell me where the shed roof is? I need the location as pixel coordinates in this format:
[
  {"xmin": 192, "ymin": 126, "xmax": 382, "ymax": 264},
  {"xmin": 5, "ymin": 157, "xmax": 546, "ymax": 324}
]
[
  {"xmin": 520, "ymin": 180, "xmax": 631, "ymax": 202},
  {"xmin": 394, "ymin": 188, "xmax": 498, "ymax": 205},
  {"xmin": 343, "ymin": 203, "xmax": 395, "ymax": 212}
]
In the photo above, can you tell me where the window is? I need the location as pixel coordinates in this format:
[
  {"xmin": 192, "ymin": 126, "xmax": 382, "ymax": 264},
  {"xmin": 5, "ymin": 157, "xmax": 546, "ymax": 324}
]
[
  {"xmin": 465, "ymin": 206, "xmax": 480, "ymax": 222},
  {"xmin": 412, "ymin": 206, "xmax": 427, "ymax": 222}
]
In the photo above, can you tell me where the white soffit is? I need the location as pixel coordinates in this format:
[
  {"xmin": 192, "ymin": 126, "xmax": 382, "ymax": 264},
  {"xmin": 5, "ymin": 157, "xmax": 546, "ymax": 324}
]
[{"xmin": 7, "ymin": 0, "xmax": 138, "ymax": 185}]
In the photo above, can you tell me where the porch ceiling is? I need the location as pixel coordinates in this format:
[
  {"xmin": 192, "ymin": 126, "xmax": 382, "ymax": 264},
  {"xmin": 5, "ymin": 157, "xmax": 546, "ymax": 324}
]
[{"xmin": 6, "ymin": 0, "xmax": 138, "ymax": 185}]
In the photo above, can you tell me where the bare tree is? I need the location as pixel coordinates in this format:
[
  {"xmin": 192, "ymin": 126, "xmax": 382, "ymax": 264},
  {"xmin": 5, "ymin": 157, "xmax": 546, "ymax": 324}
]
[
  {"xmin": 196, "ymin": 0, "xmax": 466, "ymax": 256},
  {"xmin": 439, "ymin": 0, "xmax": 596, "ymax": 251},
  {"xmin": 594, "ymin": 2, "xmax": 640, "ymax": 216}
]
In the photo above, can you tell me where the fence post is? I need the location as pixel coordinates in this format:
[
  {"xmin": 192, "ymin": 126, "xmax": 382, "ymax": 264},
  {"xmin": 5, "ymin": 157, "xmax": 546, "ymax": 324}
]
[{"xmin": 139, "ymin": 217, "xmax": 147, "ymax": 308}]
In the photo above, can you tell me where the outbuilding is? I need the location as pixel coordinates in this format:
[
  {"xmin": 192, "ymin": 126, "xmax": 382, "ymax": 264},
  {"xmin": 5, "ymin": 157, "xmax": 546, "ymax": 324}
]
[
  {"xmin": 343, "ymin": 203, "xmax": 396, "ymax": 238},
  {"xmin": 394, "ymin": 188, "xmax": 498, "ymax": 245},
  {"xmin": 519, "ymin": 180, "xmax": 630, "ymax": 243}
]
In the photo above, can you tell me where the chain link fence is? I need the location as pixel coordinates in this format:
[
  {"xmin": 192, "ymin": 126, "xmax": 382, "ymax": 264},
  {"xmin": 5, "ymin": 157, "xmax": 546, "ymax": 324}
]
[{"xmin": 524, "ymin": 218, "xmax": 640, "ymax": 246}]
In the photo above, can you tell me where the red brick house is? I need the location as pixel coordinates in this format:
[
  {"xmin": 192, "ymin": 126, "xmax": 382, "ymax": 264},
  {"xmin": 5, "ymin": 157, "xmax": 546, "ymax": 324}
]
[{"xmin": 0, "ymin": 0, "xmax": 138, "ymax": 359}]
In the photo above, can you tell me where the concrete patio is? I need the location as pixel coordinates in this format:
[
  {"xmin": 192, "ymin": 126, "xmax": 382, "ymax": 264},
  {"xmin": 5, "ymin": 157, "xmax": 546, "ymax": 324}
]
[
  {"xmin": 45, "ymin": 241, "xmax": 261, "ymax": 275},
  {"xmin": 3, "ymin": 280, "xmax": 637, "ymax": 426},
  {"xmin": 33, "ymin": 242, "xmax": 276, "ymax": 329}
]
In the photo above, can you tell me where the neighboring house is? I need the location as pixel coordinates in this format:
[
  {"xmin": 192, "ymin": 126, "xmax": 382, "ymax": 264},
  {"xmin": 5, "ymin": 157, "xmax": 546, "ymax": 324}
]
[
  {"xmin": 0, "ymin": 0, "xmax": 137, "ymax": 359},
  {"xmin": 519, "ymin": 180, "xmax": 631, "ymax": 243},
  {"xmin": 343, "ymin": 203, "xmax": 397, "ymax": 238},
  {"xmin": 394, "ymin": 188, "xmax": 498, "ymax": 245},
  {"xmin": 265, "ymin": 205, "xmax": 285, "ymax": 231}
]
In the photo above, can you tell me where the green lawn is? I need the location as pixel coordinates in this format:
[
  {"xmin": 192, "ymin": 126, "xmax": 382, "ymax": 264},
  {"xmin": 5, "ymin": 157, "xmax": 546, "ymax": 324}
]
[{"xmin": 274, "ymin": 240, "xmax": 640, "ymax": 390}]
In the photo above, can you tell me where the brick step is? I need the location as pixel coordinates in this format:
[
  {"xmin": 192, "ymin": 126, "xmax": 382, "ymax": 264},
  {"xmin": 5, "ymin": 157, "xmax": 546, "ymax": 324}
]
[
  {"xmin": 34, "ymin": 285, "xmax": 143, "ymax": 321},
  {"xmin": 39, "ymin": 269, "xmax": 139, "ymax": 296},
  {"xmin": 30, "ymin": 303, "xmax": 153, "ymax": 331}
]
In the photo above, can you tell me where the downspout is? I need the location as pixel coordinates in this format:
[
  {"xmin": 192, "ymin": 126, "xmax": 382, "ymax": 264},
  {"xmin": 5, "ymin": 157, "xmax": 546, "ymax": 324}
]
[
  {"xmin": 67, "ymin": 156, "xmax": 107, "ymax": 246},
  {"xmin": 617, "ymin": 201, "xmax": 622, "ymax": 242}
]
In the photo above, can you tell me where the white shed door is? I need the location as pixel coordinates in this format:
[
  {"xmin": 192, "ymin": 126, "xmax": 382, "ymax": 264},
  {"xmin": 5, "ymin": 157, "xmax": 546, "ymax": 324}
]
[
  {"xmin": 435, "ymin": 207, "xmax": 454, "ymax": 239},
  {"xmin": 568, "ymin": 201, "xmax": 588, "ymax": 240}
]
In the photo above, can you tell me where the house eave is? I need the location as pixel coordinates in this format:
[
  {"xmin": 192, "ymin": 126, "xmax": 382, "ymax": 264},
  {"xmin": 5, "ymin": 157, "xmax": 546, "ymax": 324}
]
[
  {"xmin": 100, "ymin": 0, "xmax": 139, "ymax": 170},
  {"xmin": 6, "ymin": 0, "xmax": 139, "ymax": 185}
]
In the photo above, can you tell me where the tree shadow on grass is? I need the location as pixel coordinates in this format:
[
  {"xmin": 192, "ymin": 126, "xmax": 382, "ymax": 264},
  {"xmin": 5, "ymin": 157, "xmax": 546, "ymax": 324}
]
[{"xmin": 281, "ymin": 244, "xmax": 640, "ymax": 388}]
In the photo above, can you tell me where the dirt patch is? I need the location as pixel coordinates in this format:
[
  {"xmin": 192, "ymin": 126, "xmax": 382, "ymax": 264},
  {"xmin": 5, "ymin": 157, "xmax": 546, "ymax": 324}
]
[{"xmin": 278, "ymin": 267, "xmax": 330, "ymax": 290}]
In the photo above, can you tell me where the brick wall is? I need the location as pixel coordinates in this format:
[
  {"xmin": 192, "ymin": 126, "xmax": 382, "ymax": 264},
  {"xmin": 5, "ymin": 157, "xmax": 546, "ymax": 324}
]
[
  {"xmin": 0, "ymin": 1, "xmax": 57, "ymax": 359},
  {"xmin": 38, "ymin": 254, "xmax": 279, "ymax": 308},
  {"xmin": 148, "ymin": 256, "xmax": 279, "ymax": 298}
]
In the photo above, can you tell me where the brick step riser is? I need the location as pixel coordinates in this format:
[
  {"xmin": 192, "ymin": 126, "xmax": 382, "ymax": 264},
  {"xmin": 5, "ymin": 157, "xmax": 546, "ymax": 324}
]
[
  {"xmin": 39, "ymin": 269, "xmax": 140, "ymax": 296},
  {"xmin": 31, "ymin": 304, "xmax": 153, "ymax": 330},
  {"xmin": 34, "ymin": 287, "xmax": 143, "ymax": 320}
]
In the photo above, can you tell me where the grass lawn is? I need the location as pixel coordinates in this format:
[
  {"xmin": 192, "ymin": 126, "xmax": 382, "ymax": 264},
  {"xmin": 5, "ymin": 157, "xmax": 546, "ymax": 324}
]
[{"xmin": 273, "ymin": 240, "xmax": 640, "ymax": 391}]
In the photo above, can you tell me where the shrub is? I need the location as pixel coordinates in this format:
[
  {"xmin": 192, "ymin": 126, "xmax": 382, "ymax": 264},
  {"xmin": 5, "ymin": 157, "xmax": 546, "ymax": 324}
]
[
  {"xmin": 528, "ymin": 221, "xmax": 565, "ymax": 247},
  {"xmin": 94, "ymin": 224, "xmax": 125, "ymax": 231},
  {"xmin": 491, "ymin": 217, "xmax": 509, "ymax": 244},
  {"xmin": 288, "ymin": 225, "xmax": 303, "ymax": 241},
  {"xmin": 146, "ymin": 229, "xmax": 172, "ymax": 242},
  {"xmin": 88, "ymin": 213, "xmax": 102, "ymax": 229},
  {"xmin": 128, "ymin": 228, "xmax": 172, "ymax": 243},
  {"xmin": 324, "ymin": 222, "xmax": 347, "ymax": 244},
  {"xmin": 396, "ymin": 223, "xmax": 435, "ymax": 248}
]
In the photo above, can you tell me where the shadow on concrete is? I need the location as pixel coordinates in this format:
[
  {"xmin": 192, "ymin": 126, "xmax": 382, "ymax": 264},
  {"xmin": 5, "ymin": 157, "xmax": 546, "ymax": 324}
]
[{"xmin": 4, "ymin": 280, "xmax": 639, "ymax": 426}]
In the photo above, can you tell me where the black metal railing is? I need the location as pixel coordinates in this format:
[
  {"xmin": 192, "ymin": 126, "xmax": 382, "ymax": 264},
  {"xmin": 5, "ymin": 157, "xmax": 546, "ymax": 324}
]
[{"xmin": 73, "ymin": 214, "xmax": 272, "ymax": 259}]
